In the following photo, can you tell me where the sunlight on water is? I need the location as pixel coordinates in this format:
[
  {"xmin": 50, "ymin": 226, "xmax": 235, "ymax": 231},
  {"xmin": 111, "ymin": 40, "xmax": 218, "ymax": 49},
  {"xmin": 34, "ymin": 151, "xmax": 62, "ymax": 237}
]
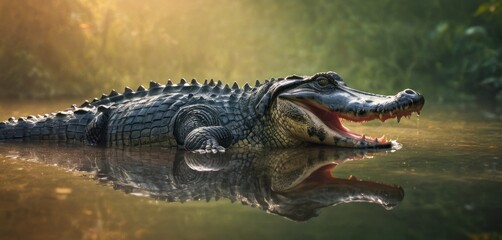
[{"xmin": 0, "ymin": 101, "xmax": 501, "ymax": 240}]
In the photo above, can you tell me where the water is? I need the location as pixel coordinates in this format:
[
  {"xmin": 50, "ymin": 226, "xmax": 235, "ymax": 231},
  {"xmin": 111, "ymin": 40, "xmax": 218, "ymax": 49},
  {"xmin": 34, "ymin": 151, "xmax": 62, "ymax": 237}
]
[{"xmin": 0, "ymin": 100, "xmax": 501, "ymax": 240}]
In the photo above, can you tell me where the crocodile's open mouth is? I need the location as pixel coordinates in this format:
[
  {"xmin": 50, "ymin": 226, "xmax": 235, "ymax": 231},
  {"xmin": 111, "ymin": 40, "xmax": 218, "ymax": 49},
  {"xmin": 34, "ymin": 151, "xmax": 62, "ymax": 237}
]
[{"xmin": 287, "ymin": 98, "xmax": 424, "ymax": 147}]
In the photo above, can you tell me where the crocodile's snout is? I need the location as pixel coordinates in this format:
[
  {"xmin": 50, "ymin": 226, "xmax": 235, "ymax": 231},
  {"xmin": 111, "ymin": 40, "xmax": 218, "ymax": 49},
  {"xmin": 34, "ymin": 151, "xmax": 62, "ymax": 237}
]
[
  {"xmin": 0, "ymin": 71, "xmax": 425, "ymax": 151},
  {"xmin": 396, "ymin": 88, "xmax": 425, "ymax": 106}
]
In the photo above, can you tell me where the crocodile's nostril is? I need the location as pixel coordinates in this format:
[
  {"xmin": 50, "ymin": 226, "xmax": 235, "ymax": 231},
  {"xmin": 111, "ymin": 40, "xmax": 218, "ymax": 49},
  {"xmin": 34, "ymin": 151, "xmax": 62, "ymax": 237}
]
[{"xmin": 405, "ymin": 89, "xmax": 415, "ymax": 95}]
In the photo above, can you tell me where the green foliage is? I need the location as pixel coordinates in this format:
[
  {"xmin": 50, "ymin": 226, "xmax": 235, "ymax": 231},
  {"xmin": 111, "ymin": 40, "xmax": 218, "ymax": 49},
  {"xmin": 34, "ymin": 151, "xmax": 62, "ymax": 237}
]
[
  {"xmin": 0, "ymin": 0, "xmax": 500, "ymax": 112},
  {"xmin": 424, "ymin": 0, "xmax": 502, "ymax": 112}
]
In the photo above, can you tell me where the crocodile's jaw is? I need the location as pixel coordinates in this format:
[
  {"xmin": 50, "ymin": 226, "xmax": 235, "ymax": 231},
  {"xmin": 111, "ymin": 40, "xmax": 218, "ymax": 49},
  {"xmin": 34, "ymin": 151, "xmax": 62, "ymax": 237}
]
[
  {"xmin": 275, "ymin": 99, "xmax": 390, "ymax": 148},
  {"xmin": 275, "ymin": 87, "xmax": 424, "ymax": 148},
  {"xmin": 277, "ymin": 162, "xmax": 404, "ymax": 209}
]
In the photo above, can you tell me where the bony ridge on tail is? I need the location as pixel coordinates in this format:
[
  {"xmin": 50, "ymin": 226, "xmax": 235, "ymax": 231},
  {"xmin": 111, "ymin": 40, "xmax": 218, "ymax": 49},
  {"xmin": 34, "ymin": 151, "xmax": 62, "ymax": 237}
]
[{"xmin": 0, "ymin": 71, "xmax": 424, "ymax": 153}]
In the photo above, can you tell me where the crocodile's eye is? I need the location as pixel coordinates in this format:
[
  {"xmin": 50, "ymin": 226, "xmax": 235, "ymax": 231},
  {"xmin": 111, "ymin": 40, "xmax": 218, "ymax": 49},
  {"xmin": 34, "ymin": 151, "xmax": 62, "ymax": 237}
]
[{"xmin": 317, "ymin": 77, "xmax": 330, "ymax": 86}]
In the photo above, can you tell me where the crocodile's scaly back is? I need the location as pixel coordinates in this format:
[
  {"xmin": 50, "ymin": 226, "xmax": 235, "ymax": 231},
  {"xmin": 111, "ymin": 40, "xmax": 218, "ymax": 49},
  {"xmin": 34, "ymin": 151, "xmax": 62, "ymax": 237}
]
[
  {"xmin": 0, "ymin": 72, "xmax": 425, "ymax": 151},
  {"xmin": 0, "ymin": 107, "xmax": 97, "ymax": 142},
  {"xmin": 0, "ymin": 79, "xmax": 265, "ymax": 147}
]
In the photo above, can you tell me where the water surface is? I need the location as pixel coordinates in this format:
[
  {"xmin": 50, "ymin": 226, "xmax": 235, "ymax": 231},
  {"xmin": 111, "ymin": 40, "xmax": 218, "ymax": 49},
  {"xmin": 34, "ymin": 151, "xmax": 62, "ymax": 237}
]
[{"xmin": 0, "ymin": 100, "xmax": 501, "ymax": 240}]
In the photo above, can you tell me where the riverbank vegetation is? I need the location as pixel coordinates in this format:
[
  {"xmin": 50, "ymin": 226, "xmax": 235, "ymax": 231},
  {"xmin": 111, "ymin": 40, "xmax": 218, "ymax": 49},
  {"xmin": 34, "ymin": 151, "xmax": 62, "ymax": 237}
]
[{"xmin": 0, "ymin": 0, "xmax": 500, "ymax": 112}]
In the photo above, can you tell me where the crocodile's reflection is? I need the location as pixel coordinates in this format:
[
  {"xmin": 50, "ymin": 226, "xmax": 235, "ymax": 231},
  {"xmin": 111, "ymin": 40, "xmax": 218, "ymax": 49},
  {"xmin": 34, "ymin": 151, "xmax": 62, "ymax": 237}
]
[{"xmin": 1, "ymin": 144, "xmax": 404, "ymax": 221}]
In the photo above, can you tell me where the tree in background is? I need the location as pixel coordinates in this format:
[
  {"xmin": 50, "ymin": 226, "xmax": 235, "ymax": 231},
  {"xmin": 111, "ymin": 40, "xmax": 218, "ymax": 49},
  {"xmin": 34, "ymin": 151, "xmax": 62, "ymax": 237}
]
[
  {"xmin": 0, "ymin": 0, "xmax": 500, "ymax": 114},
  {"xmin": 423, "ymin": 0, "xmax": 501, "ymax": 114},
  {"xmin": 0, "ymin": 0, "xmax": 97, "ymax": 98}
]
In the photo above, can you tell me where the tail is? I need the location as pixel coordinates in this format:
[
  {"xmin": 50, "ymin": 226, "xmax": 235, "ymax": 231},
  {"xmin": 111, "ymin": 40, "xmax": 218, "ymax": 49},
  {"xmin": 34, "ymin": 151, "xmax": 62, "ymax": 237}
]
[{"xmin": 0, "ymin": 107, "xmax": 97, "ymax": 143}]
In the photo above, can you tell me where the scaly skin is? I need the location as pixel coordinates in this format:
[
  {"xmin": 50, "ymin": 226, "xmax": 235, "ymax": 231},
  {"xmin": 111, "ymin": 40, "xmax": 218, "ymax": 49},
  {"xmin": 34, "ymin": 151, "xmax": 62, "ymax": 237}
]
[
  {"xmin": 0, "ymin": 72, "xmax": 424, "ymax": 152},
  {"xmin": 0, "ymin": 143, "xmax": 404, "ymax": 221}
]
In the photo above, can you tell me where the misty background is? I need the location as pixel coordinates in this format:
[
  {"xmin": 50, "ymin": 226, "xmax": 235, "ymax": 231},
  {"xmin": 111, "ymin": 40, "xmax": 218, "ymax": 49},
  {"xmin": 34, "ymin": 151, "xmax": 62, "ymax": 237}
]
[{"xmin": 0, "ymin": 0, "xmax": 500, "ymax": 113}]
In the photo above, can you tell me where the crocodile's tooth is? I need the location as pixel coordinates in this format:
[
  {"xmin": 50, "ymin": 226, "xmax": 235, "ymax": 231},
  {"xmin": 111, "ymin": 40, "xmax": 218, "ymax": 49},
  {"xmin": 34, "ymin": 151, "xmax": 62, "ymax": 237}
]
[
  {"xmin": 109, "ymin": 89, "xmax": 119, "ymax": 97},
  {"xmin": 166, "ymin": 80, "xmax": 173, "ymax": 86},
  {"xmin": 361, "ymin": 135, "xmax": 366, "ymax": 141},
  {"xmin": 137, "ymin": 85, "xmax": 146, "ymax": 91},
  {"xmin": 149, "ymin": 80, "xmax": 161, "ymax": 89},
  {"xmin": 397, "ymin": 115, "xmax": 402, "ymax": 123},
  {"xmin": 243, "ymin": 83, "xmax": 251, "ymax": 91},
  {"xmin": 100, "ymin": 94, "xmax": 108, "ymax": 100},
  {"xmin": 216, "ymin": 80, "xmax": 222, "ymax": 87},
  {"xmin": 389, "ymin": 111, "xmax": 393, "ymax": 116},
  {"xmin": 232, "ymin": 82, "xmax": 239, "ymax": 89},
  {"xmin": 191, "ymin": 79, "xmax": 198, "ymax": 85},
  {"xmin": 377, "ymin": 135, "xmax": 386, "ymax": 144},
  {"xmin": 348, "ymin": 175, "xmax": 358, "ymax": 181},
  {"xmin": 255, "ymin": 80, "xmax": 261, "ymax": 87},
  {"xmin": 92, "ymin": 98, "xmax": 99, "ymax": 103},
  {"xmin": 124, "ymin": 87, "xmax": 133, "ymax": 94},
  {"xmin": 417, "ymin": 111, "xmax": 421, "ymax": 116},
  {"xmin": 209, "ymin": 79, "xmax": 215, "ymax": 86},
  {"xmin": 179, "ymin": 78, "xmax": 187, "ymax": 85},
  {"xmin": 379, "ymin": 113, "xmax": 384, "ymax": 121}
]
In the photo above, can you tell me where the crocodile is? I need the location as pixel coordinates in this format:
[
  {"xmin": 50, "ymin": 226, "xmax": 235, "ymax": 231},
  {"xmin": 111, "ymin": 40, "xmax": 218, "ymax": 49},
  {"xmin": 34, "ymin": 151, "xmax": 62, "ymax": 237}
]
[
  {"xmin": 0, "ymin": 143, "xmax": 404, "ymax": 221},
  {"xmin": 0, "ymin": 71, "xmax": 424, "ymax": 152}
]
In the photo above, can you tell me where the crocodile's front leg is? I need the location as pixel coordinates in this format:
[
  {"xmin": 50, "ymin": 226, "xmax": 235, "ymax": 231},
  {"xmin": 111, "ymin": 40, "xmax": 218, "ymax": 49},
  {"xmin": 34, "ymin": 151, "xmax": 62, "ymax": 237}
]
[{"xmin": 173, "ymin": 104, "xmax": 233, "ymax": 153}]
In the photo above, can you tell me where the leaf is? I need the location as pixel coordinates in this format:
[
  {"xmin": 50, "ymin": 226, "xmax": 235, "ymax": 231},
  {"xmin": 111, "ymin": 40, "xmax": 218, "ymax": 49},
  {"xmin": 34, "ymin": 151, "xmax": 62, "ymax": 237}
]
[{"xmin": 474, "ymin": 3, "xmax": 491, "ymax": 16}]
